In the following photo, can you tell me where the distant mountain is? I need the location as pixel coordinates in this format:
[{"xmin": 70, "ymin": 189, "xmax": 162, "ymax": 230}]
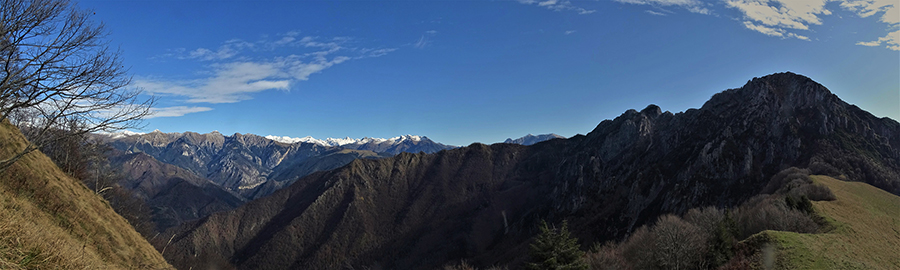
[
  {"xmin": 98, "ymin": 132, "xmax": 451, "ymax": 199},
  {"xmin": 265, "ymin": 134, "xmax": 456, "ymax": 154},
  {"xmin": 160, "ymin": 72, "xmax": 899, "ymax": 269},
  {"xmin": 504, "ymin": 133, "xmax": 566, "ymax": 145},
  {"xmin": 246, "ymin": 149, "xmax": 391, "ymax": 200},
  {"xmin": 111, "ymin": 152, "xmax": 245, "ymax": 232}
]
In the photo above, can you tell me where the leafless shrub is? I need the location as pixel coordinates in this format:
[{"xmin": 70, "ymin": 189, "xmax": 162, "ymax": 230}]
[
  {"xmin": 442, "ymin": 261, "xmax": 477, "ymax": 270},
  {"xmin": 762, "ymin": 167, "xmax": 811, "ymax": 194},
  {"xmin": 789, "ymin": 184, "xmax": 836, "ymax": 201},
  {"xmin": 586, "ymin": 241, "xmax": 628, "ymax": 270},
  {"xmin": 439, "ymin": 260, "xmax": 506, "ymax": 270},
  {"xmin": 619, "ymin": 225, "xmax": 655, "ymax": 270},
  {"xmin": 683, "ymin": 206, "xmax": 724, "ymax": 238},
  {"xmin": 652, "ymin": 215, "xmax": 707, "ymax": 270},
  {"xmin": 808, "ymin": 161, "xmax": 840, "ymax": 177},
  {"xmin": 733, "ymin": 196, "xmax": 818, "ymax": 239}
]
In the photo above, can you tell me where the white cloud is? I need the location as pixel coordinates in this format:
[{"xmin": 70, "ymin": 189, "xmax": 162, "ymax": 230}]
[
  {"xmin": 147, "ymin": 106, "xmax": 213, "ymax": 118},
  {"xmin": 136, "ymin": 61, "xmax": 290, "ymax": 104},
  {"xmin": 414, "ymin": 35, "xmax": 429, "ymax": 49},
  {"xmin": 855, "ymin": 30, "xmax": 900, "ymax": 50},
  {"xmin": 413, "ymin": 30, "xmax": 438, "ymax": 49},
  {"xmin": 840, "ymin": 0, "xmax": 899, "ymax": 50},
  {"xmin": 725, "ymin": 0, "xmax": 897, "ymax": 47},
  {"xmin": 565, "ymin": 30, "xmax": 577, "ymax": 35},
  {"xmin": 725, "ymin": 0, "xmax": 830, "ymax": 40},
  {"xmin": 137, "ymin": 56, "xmax": 344, "ymax": 103},
  {"xmin": 615, "ymin": 0, "xmax": 710, "ymax": 14},
  {"xmin": 612, "ymin": 0, "xmax": 896, "ymax": 49},
  {"xmin": 742, "ymin": 21, "xmax": 785, "ymax": 37},
  {"xmin": 139, "ymin": 32, "xmax": 398, "ymax": 106},
  {"xmin": 855, "ymin": 40, "xmax": 880, "ymax": 46},
  {"xmin": 725, "ymin": 0, "xmax": 829, "ymax": 30},
  {"xmin": 788, "ymin": 33, "xmax": 810, "ymax": 40},
  {"xmin": 517, "ymin": 0, "xmax": 596, "ymax": 14},
  {"xmin": 187, "ymin": 47, "xmax": 237, "ymax": 61},
  {"xmin": 358, "ymin": 48, "xmax": 398, "ymax": 58},
  {"xmin": 840, "ymin": 0, "xmax": 899, "ymax": 25}
]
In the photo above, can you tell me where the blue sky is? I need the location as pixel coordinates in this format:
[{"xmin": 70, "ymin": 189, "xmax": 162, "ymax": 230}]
[{"xmin": 82, "ymin": 0, "xmax": 898, "ymax": 146}]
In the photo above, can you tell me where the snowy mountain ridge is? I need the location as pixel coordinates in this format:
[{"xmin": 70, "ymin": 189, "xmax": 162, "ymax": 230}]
[
  {"xmin": 98, "ymin": 130, "xmax": 431, "ymax": 148},
  {"xmin": 264, "ymin": 134, "xmax": 425, "ymax": 147}
]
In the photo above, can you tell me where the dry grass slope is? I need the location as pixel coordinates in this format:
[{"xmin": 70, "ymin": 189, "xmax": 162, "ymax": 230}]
[
  {"xmin": 0, "ymin": 121, "xmax": 172, "ymax": 269},
  {"xmin": 753, "ymin": 175, "xmax": 900, "ymax": 269}
]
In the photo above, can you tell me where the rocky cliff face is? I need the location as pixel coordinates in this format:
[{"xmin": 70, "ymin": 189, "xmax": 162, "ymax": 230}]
[{"xmin": 161, "ymin": 72, "xmax": 900, "ymax": 269}]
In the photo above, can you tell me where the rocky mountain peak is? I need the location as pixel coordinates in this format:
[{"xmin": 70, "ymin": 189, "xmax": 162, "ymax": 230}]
[{"xmin": 702, "ymin": 72, "xmax": 837, "ymax": 116}]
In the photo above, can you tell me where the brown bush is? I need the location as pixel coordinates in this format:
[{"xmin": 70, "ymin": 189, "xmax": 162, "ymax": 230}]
[
  {"xmin": 808, "ymin": 161, "xmax": 841, "ymax": 177},
  {"xmin": 586, "ymin": 241, "xmax": 628, "ymax": 270},
  {"xmin": 619, "ymin": 225, "xmax": 655, "ymax": 270},
  {"xmin": 762, "ymin": 167, "xmax": 811, "ymax": 194},
  {"xmin": 733, "ymin": 196, "xmax": 818, "ymax": 239},
  {"xmin": 440, "ymin": 261, "xmax": 506, "ymax": 270},
  {"xmin": 652, "ymin": 215, "xmax": 707, "ymax": 270},
  {"xmin": 683, "ymin": 206, "xmax": 724, "ymax": 238},
  {"xmin": 789, "ymin": 184, "xmax": 836, "ymax": 201}
]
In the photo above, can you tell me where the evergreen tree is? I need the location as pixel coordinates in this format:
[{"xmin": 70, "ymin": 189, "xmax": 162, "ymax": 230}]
[
  {"xmin": 707, "ymin": 210, "xmax": 739, "ymax": 268},
  {"xmin": 526, "ymin": 220, "xmax": 588, "ymax": 270}
]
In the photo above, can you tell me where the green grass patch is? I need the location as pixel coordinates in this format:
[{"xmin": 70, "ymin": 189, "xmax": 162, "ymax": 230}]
[{"xmin": 761, "ymin": 176, "xmax": 900, "ymax": 269}]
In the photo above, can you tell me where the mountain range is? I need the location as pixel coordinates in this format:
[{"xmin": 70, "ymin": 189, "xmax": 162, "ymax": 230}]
[
  {"xmin": 99, "ymin": 132, "xmax": 454, "ymax": 196},
  {"xmin": 156, "ymin": 72, "xmax": 900, "ymax": 269},
  {"xmin": 97, "ymin": 131, "xmax": 467, "ymax": 232}
]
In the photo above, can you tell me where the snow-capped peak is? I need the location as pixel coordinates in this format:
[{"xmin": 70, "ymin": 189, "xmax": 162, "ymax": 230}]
[
  {"xmin": 96, "ymin": 130, "xmax": 146, "ymax": 139},
  {"xmin": 264, "ymin": 134, "xmax": 427, "ymax": 147}
]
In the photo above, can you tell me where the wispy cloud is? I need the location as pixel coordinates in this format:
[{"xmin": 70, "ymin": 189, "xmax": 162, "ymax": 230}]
[
  {"xmin": 855, "ymin": 30, "xmax": 900, "ymax": 50},
  {"xmin": 141, "ymin": 32, "xmax": 398, "ymax": 108},
  {"xmin": 724, "ymin": 0, "xmax": 830, "ymax": 41},
  {"xmin": 147, "ymin": 106, "xmax": 214, "ymax": 118},
  {"xmin": 610, "ymin": 0, "xmax": 896, "ymax": 49},
  {"xmin": 414, "ymin": 30, "xmax": 438, "ymax": 49},
  {"xmin": 840, "ymin": 0, "xmax": 899, "ymax": 50},
  {"xmin": 517, "ymin": 0, "xmax": 597, "ymax": 14},
  {"xmin": 741, "ymin": 21, "xmax": 810, "ymax": 40},
  {"xmin": 564, "ymin": 30, "xmax": 577, "ymax": 35},
  {"xmin": 724, "ymin": 0, "xmax": 896, "ymax": 48},
  {"xmin": 137, "ymin": 55, "xmax": 348, "ymax": 103},
  {"xmin": 615, "ymin": 0, "xmax": 710, "ymax": 14},
  {"xmin": 840, "ymin": 0, "xmax": 899, "ymax": 25}
]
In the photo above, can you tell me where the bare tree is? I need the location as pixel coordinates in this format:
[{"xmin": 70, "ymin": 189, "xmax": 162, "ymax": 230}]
[
  {"xmin": 0, "ymin": 0, "xmax": 152, "ymax": 172},
  {"xmin": 652, "ymin": 215, "xmax": 706, "ymax": 270}
]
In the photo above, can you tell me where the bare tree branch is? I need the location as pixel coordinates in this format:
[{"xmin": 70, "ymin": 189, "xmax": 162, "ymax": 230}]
[{"xmin": 0, "ymin": 0, "xmax": 154, "ymax": 172}]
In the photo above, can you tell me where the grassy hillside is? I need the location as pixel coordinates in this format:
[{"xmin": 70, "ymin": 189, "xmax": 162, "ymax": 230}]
[
  {"xmin": 752, "ymin": 175, "xmax": 900, "ymax": 269},
  {"xmin": 0, "ymin": 121, "xmax": 172, "ymax": 269}
]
